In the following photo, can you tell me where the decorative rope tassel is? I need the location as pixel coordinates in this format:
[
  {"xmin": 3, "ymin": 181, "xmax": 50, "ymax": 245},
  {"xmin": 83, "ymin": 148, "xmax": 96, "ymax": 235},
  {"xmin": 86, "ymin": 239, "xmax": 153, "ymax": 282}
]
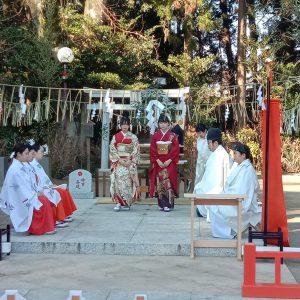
[
  {"xmin": 76, "ymin": 90, "xmax": 83, "ymax": 115},
  {"xmin": 46, "ymin": 88, "xmax": 51, "ymax": 120},
  {"xmin": 56, "ymin": 89, "xmax": 61, "ymax": 122},
  {"xmin": 61, "ymin": 89, "xmax": 70, "ymax": 121},
  {"xmin": 87, "ymin": 89, "xmax": 92, "ymax": 123}
]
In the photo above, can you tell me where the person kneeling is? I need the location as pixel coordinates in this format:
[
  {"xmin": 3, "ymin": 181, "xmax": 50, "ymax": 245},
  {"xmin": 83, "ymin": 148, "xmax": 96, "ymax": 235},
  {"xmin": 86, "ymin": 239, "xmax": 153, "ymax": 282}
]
[
  {"xmin": 209, "ymin": 143, "xmax": 261, "ymax": 239},
  {"xmin": 0, "ymin": 144, "xmax": 56, "ymax": 235}
]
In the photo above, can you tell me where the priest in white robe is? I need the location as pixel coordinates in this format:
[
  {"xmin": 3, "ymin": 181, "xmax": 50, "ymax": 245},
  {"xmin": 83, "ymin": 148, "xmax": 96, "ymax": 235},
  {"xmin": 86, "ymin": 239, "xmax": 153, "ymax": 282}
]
[
  {"xmin": 194, "ymin": 128, "xmax": 230, "ymax": 218},
  {"xmin": 194, "ymin": 124, "xmax": 211, "ymax": 189},
  {"xmin": 209, "ymin": 142, "xmax": 262, "ymax": 239}
]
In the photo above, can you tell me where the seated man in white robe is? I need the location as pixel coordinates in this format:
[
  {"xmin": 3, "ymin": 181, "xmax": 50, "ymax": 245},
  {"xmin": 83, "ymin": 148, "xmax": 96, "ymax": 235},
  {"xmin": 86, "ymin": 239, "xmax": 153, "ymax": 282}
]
[
  {"xmin": 193, "ymin": 123, "xmax": 211, "ymax": 189},
  {"xmin": 194, "ymin": 128, "xmax": 230, "ymax": 218},
  {"xmin": 209, "ymin": 143, "xmax": 262, "ymax": 239}
]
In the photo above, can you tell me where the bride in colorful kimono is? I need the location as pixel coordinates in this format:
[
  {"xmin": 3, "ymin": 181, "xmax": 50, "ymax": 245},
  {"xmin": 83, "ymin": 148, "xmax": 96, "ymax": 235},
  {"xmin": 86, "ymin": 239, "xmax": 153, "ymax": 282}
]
[
  {"xmin": 149, "ymin": 114, "xmax": 180, "ymax": 212},
  {"xmin": 110, "ymin": 115, "xmax": 140, "ymax": 211}
]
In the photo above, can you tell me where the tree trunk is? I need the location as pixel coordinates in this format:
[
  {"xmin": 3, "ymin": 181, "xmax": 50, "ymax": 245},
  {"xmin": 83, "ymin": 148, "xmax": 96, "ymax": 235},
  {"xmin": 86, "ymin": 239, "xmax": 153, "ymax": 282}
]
[
  {"xmin": 247, "ymin": 0, "xmax": 258, "ymax": 82},
  {"xmin": 236, "ymin": 0, "xmax": 247, "ymax": 128},
  {"xmin": 24, "ymin": 0, "xmax": 44, "ymax": 37},
  {"xmin": 219, "ymin": 0, "xmax": 236, "ymax": 86},
  {"xmin": 84, "ymin": 0, "xmax": 105, "ymax": 23}
]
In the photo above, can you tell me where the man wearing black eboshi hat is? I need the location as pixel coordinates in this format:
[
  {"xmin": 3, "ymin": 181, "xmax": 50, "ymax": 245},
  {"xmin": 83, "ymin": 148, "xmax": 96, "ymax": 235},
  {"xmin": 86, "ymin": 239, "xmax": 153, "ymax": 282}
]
[{"xmin": 194, "ymin": 127, "xmax": 231, "ymax": 219}]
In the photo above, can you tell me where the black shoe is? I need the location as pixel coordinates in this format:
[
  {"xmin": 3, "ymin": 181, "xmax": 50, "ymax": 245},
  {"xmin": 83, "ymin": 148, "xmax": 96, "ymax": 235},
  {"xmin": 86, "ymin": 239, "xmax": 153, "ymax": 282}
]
[{"xmin": 196, "ymin": 207, "xmax": 203, "ymax": 217}]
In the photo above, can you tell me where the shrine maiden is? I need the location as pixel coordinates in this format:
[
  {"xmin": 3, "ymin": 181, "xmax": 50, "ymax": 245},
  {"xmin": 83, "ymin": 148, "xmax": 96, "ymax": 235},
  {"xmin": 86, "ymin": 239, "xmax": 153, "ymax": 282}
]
[
  {"xmin": 28, "ymin": 142, "xmax": 77, "ymax": 223},
  {"xmin": 194, "ymin": 128, "xmax": 230, "ymax": 218},
  {"xmin": 209, "ymin": 143, "xmax": 262, "ymax": 239},
  {"xmin": 110, "ymin": 115, "xmax": 140, "ymax": 211},
  {"xmin": 149, "ymin": 114, "xmax": 180, "ymax": 212},
  {"xmin": 0, "ymin": 144, "xmax": 55, "ymax": 235}
]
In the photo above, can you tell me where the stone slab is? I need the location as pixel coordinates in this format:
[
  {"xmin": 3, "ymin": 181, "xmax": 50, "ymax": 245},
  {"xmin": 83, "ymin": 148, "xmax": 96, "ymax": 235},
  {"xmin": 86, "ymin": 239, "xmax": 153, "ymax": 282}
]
[{"xmin": 8, "ymin": 200, "xmax": 257, "ymax": 257}]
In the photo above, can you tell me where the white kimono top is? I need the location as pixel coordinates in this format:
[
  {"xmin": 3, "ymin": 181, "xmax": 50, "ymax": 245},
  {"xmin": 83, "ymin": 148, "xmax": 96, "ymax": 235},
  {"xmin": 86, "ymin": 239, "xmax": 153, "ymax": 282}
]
[
  {"xmin": 28, "ymin": 159, "xmax": 61, "ymax": 206},
  {"xmin": 0, "ymin": 159, "xmax": 42, "ymax": 232},
  {"xmin": 213, "ymin": 159, "xmax": 262, "ymax": 232},
  {"xmin": 194, "ymin": 136, "xmax": 211, "ymax": 188},
  {"xmin": 194, "ymin": 145, "xmax": 230, "ymax": 194}
]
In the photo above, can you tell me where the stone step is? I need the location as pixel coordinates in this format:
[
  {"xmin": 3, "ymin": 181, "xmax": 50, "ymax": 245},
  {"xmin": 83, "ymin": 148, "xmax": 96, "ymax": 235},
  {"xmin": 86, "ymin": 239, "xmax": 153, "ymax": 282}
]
[{"xmin": 10, "ymin": 241, "xmax": 237, "ymax": 257}]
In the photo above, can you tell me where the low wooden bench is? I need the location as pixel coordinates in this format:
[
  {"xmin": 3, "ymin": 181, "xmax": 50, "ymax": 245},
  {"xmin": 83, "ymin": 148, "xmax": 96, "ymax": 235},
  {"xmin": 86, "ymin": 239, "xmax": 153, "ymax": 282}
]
[{"xmin": 184, "ymin": 193, "xmax": 246, "ymax": 260}]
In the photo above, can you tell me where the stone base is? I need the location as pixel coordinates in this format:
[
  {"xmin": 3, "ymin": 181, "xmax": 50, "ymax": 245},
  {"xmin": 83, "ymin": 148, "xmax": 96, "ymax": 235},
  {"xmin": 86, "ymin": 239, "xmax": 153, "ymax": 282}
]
[
  {"xmin": 70, "ymin": 191, "xmax": 94, "ymax": 199},
  {"xmin": 11, "ymin": 241, "xmax": 237, "ymax": 256}
]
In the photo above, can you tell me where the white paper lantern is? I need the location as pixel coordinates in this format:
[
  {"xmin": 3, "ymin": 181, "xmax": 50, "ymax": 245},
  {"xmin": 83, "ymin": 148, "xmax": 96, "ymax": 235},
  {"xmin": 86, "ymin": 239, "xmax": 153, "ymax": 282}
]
[{"xmin": 57, "ymin": 47, "xmax": 74, "ymax": 63}]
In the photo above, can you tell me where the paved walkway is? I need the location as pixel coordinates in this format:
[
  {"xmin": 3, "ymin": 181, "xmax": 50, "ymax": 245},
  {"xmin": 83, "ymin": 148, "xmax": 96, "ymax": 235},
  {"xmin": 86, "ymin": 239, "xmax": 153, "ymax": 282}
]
[
  {"xmin": 0, "ymin": 253, "xmax": 295, "ymax": 299},
  {"xmin": 0, "ymin": 174, "xmax": 299, "ymax": 299},
  {"xmin": 9, "ymin": 200, "xmax": 244, "ymax": 256}
]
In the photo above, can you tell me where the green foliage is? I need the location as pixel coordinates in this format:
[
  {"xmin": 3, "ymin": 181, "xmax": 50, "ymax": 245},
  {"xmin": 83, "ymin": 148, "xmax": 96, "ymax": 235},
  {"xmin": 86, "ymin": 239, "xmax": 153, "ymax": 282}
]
[
  {"xmin": 236, "ymin": 127, "xmax": 261, "ymax": 169},
  {"xmin": 152, "ymin": 53, "xmax": 216, "ymax": 87},
  {"xmin": 59, "ymin": 5, "xmax": 156, "ymax": 88},
  {"xmin": 281, "ymin": 136, "xmax": 300, "ymax": 173},
  {"xmin": 87, "ymin": 72, "xmax": 123, "ymax": 89}
]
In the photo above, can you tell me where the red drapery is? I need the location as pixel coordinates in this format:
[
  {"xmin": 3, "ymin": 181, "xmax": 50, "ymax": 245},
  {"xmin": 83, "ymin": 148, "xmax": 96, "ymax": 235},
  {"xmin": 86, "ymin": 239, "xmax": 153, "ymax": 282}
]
[{"xmin": 261, "ymin": 99, "xmax": 289, "ymax": 246}]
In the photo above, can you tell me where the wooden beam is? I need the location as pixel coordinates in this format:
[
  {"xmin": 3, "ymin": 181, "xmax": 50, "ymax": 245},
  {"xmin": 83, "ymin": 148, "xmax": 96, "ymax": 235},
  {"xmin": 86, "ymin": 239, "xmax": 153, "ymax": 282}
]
[
  {"xmin": 83, "ymin": 87, "xmax": 188, "ymax": 98},
  {"xmin": 86, "ymin": 103, "xmax": 184, "ymax": 111}
]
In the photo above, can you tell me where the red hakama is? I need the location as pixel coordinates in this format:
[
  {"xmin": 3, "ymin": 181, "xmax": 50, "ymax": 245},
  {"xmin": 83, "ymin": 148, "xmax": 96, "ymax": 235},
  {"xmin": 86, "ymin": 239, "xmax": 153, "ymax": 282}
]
[
  {"xmin": 28, "ymin": 195, "xmax": 55, "ymax": 235},
  {"xmin": 56, "ymin": 188, "xmax": 77, "ymax": 217}
]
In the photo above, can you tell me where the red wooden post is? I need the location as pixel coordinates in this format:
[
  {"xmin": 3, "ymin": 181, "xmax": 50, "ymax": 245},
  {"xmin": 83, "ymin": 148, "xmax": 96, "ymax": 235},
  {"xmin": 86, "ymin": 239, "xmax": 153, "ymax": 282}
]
[{"xmin": 243, "ymin": 243, "xmax": 256, "ymax": 286}]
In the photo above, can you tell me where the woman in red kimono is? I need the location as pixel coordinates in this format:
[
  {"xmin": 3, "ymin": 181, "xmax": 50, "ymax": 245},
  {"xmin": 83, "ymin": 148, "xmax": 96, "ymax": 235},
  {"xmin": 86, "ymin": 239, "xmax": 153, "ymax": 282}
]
[{"xmin": 149, "ymin": 114, "xmax": 180, "ymax": 212}]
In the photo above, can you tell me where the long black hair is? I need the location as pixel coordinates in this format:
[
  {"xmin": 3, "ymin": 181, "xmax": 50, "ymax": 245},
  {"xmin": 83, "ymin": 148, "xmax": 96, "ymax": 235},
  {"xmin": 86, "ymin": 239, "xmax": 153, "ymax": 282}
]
[
  {"xmin": 26, "ymin": 141, "xmax": 41, "ymax": 152},
  {"xmin": 12, "ymin": 143, "xmax": 28, "ymax": 158},
  {"xmin": 158, "ymin": 114, "xmax": 170, "ymax": 124},
  {"xmin": 233, "ymin": 142, "xmax": 253, "ymax": 163},
  {"xmin": 195, "ymin": 123, "xmax": 207, "ymax": 133}
]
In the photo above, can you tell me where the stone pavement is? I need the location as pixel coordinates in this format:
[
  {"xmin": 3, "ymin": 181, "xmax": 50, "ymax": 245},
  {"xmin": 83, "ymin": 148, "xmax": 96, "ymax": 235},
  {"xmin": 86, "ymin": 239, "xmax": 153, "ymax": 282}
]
[
  {"xmin": 0, "ymin": 174, "xmax": 299, "ymax": 299},
  {"xmin": 0, "ymin": 253, "xmax": 295, "ymax": 300},
  {"xmin": 8, "ymin": 200, "xmax": 249, "ymax": 257}
]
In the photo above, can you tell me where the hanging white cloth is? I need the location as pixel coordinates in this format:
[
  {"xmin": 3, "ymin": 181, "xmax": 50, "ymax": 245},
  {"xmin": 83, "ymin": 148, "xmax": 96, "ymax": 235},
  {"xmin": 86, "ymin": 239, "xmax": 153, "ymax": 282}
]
[
  {"xmin": 194, "ymin": 145, "xmax": 230, "ymax": 218},
  {"xmin": 209, "ymin": 159, "xmax": 262, "ymax": 239},
  {"xmin": 29, "ymin": 159, "xmax": 61, "ymax": 206},
  {"xmin": 193, "ymin": 136, "xmax": 211, "ymax": 189},
  {"xmin": 0, "ymin": 159, "xmax": 42, "ymax": 232}
]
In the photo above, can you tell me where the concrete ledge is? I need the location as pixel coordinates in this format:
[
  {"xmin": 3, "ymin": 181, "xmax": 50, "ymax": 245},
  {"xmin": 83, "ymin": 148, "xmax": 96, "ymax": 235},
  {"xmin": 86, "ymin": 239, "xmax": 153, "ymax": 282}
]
[{"xmin": 11, "ymin": 241, "xmax": 236, "ymax": 256}]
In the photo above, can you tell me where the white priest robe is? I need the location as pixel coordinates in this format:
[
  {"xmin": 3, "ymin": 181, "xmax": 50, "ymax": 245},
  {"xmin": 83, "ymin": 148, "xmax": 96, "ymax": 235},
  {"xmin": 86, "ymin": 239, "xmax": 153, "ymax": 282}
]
[
  {"xmin": 194, "ymin": 145, "xmax": 230, "ymax": 218},
  {"xmin": 0, "ymin": 159, "xmax": 42, "ymax": 232},
  {"xmin": 194, "ymin": 136, "xmax": 211, "ymax": 189},
  {"xmin": 28, "ymin": 159, "xmax": 61, "ymax": 206},
  {"xmin": 209, "ymin": 159, "xmax": 262, "ymax": 239}
]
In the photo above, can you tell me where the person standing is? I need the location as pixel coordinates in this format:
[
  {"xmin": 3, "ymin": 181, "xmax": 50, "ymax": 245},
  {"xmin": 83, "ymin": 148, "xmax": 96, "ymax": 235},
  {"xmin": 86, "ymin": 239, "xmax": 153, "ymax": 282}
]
[
  {"xmin": 194, "ymin": 123, "xmax": 211, "ymax": 189},
  {"xmin": 110, "ymin": 115, "xmax": 140, "ymax": 211},
  {"xmin": 149, "ymin": 114, "xmax": 180, "ymax": 212},
  {"xmin": 209, "ymin": 143, "xmax": 262, "ymax": 238},
  {"xmin": 194, "ymin": 128, "xmax": 230, "ymax": 219}
]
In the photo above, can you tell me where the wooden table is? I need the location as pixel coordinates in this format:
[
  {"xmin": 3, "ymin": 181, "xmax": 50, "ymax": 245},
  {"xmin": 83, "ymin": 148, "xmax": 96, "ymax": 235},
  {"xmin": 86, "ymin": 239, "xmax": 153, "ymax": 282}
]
[{"xmin": 184, "ymin": 193, "xmax": 246, "ymax": 260}]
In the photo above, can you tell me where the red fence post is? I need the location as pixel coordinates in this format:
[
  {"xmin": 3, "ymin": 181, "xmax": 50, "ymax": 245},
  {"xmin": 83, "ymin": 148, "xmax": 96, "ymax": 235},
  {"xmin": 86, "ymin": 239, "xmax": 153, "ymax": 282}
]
[{"xmin": 243, "ymin": 243, "xmax": 256, "ymax": 286}]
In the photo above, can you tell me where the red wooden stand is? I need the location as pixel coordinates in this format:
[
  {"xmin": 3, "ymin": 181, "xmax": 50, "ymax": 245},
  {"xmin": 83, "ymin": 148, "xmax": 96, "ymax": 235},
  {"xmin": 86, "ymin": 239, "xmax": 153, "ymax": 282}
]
[{"xmin": 242, "ymin": 243, "xmax": 300, "ymax": 298}]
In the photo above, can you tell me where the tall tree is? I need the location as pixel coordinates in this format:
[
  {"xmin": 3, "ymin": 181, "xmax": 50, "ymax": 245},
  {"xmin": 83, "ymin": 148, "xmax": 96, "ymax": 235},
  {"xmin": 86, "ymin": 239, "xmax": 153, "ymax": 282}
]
[
  {"xmin": 219, "ymin": 0, "xmax": 235, "ymax": 86},
  {"xmin": 236, "ymin": 0, "xmax": 247, "ymax": 127}
]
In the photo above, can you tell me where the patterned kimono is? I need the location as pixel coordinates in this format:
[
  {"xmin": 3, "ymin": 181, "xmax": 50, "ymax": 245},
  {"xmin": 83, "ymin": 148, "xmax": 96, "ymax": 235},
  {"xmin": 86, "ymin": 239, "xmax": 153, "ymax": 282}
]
[
  {"xmin": 149, "ymin": 129, "xmax": 180, "ymax": 209},
  {"xmin": 110, "ymin": 131, "xmax": 140, "ymax": 206}
]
